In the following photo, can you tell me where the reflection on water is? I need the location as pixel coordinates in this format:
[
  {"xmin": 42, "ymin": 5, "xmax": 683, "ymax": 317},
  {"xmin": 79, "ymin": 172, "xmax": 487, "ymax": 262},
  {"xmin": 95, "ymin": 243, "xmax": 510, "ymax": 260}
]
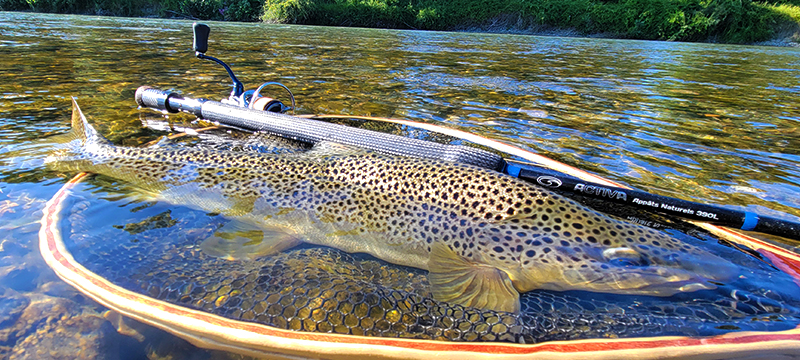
[{"xmin": 1, "ymin": 11, "xmax": 800, "ymax": 358}]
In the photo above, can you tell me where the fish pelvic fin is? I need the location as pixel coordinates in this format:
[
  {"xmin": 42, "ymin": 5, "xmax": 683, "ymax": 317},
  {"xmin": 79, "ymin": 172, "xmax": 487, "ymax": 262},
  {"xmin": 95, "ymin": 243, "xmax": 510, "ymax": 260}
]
[
  {"xmin": 199, "ymin": 221, "xmax": 301, "ymax": 261},
  {"xmin": 428, "ymin": 242, "xmax": 520, "ymax": 313}
]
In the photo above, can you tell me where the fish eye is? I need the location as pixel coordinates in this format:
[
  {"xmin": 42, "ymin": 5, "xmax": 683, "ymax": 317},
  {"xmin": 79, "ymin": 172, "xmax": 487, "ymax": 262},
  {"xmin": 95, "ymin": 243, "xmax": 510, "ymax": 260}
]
[
  {"xmin": 602, "ymin": 247, "xmax": 647, "ymax": 267},
  {"xmin": 608, "ymin": 257, "xmax": 646, "ymax": 267},
  {"xmin": 664, "ymin": 254, "xmax": 678, "ymax": 262}
]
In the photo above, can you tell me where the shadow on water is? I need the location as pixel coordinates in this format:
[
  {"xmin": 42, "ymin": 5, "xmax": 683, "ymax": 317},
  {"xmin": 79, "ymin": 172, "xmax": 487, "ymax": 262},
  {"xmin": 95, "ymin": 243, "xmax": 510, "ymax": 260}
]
[{"xmin": 1, "ymin": 11, "xmax": 800, "ymax": 359}]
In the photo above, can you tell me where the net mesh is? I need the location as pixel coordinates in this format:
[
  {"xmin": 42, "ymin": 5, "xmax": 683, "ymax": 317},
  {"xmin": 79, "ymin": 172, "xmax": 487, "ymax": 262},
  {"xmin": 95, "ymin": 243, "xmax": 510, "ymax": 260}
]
[{"xmin": 60, "ymin": 127, "xmax": 800, "ymax": 344}]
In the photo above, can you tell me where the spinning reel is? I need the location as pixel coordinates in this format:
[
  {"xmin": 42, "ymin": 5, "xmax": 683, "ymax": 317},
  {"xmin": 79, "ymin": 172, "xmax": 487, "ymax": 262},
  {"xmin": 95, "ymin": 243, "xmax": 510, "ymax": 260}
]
[{"xmin": 192, "ymin": 23, "xmax": 295, "ymax": 113}]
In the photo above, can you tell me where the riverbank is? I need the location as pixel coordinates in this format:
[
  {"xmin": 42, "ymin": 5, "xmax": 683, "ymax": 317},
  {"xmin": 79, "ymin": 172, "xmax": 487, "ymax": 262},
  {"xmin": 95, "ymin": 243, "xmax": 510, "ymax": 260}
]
[{"xmin": 2, "ymin": 0, "xmax": 799, "ymax": 44}]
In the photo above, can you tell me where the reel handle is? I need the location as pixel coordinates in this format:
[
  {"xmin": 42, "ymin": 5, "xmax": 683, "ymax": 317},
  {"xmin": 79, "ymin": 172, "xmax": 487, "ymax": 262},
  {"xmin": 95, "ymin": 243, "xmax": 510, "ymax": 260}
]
[
  {"xmin": 193, "ymin": 23, "xmax": 210, "ymax": 54},
  {"xmin": 191, "ymin": 23, "xmax": 244, "ymax": 100}
]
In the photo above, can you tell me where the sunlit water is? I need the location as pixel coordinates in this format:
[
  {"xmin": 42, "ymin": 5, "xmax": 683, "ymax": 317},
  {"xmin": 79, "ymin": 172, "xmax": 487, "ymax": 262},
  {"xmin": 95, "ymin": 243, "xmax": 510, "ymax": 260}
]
[{"xmin": 1, "ymin": 11, "xmax": 800, "ymax": 358}]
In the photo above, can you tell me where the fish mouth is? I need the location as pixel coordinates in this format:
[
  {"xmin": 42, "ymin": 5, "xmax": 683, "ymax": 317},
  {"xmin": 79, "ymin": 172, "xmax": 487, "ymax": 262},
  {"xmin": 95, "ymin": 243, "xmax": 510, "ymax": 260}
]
[
  {"xmin": 558, "ymin": 258, "xmax": 740, "ymax": 297},
  {"xmin": 549, "ymin": 245, "xmax": 743, "ymax": 297},
  {"xmin": 584, "ymin": 269, "xmax": 718, "ymax": 296}
]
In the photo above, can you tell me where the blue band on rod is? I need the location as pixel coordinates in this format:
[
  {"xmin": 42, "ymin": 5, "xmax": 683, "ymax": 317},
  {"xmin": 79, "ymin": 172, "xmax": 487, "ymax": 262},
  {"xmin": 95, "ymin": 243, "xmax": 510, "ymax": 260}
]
[
  {"xmin": 505, "ymin": 162, "xmax": 521, "ymax": 177},
  {"xmin": 741, "ymin": 212, "xmax": 759, "ymax": 231}
]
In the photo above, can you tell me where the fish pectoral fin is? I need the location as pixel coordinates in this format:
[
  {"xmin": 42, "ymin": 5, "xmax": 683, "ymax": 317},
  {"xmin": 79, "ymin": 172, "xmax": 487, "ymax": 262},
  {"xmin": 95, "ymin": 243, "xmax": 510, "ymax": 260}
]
[
  {"xmin": 428, "ymin": 242, "xmax": 520, "ymax": 313},
  {"xmin": 199, "ymin": 221, "xmax": 301, "ymax": 261}
]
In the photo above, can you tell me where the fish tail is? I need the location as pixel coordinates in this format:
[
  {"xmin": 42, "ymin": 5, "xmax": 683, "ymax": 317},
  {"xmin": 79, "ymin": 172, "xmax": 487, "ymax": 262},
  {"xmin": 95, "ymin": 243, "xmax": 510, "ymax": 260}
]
[
  {"xmin": 66, "ymin": 97, "xmax": 110, "ymax": 146},
  {"xmin": 44, "ymin": 98, "xmax": 111, "ymax": 168},
  {"xmin": 2, "ymin": 98, "xmax": 108, "ymax": 164}
]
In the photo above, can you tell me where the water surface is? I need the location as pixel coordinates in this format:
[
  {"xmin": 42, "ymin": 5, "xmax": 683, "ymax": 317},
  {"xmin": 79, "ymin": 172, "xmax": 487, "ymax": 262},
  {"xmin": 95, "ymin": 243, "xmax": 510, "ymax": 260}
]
[{"xmin": 1, "ymin": 11, "xmax": 800, "ymax": 358}]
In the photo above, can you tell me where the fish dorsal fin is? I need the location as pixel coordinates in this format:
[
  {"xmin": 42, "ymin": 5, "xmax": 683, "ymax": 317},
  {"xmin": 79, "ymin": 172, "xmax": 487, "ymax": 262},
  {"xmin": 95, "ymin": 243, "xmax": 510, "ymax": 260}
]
[
  {"xmin": 70, "ymin": 98, "xmax": 111, "ymax": 146},
  {"xmin": 428, "ymin": 242, "xmax": 520, "ymax": 313},
  {"xmin": 307, "ymin": 141, "xmax": 369, "ymax": 157}
]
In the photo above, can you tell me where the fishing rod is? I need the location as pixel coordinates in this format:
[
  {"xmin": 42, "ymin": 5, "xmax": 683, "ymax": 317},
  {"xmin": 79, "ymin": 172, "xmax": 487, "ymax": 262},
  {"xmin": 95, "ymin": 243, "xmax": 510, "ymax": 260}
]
[
  {"xmin": 136, "ymin": 85, "xmax": 800, "ymax": 241},
  {"xmin": 135, "ymin": 23, "xmax": 504, "ymax": 171},
  {"xmin": 504, "ymin": 161, "xmax": 800, "ymax": 241},
  {"xmin": 135, "ymin": 23, "xmax": 800, "ymax": 241}
]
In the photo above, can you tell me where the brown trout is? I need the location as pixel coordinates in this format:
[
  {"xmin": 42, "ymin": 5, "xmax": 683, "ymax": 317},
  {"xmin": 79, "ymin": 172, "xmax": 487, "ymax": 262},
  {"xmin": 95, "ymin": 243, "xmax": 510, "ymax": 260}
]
[{"xmin": 47, "ymin": 100, "xmax": 737, "ymax": 313}]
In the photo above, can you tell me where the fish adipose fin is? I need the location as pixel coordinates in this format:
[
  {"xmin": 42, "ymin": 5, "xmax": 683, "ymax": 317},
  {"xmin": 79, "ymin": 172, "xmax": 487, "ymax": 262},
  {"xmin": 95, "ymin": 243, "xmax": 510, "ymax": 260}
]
[
  {"xmin": 428, "ymin": 242, "xmax": 520, "ymax": 313},
  {"xmin": 200, "ymin": 221, "xmax": 301, "ymax": 261}
]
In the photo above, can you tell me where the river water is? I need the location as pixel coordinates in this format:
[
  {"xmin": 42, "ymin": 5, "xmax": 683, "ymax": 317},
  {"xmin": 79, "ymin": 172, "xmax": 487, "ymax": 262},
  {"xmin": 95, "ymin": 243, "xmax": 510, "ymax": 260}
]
[{"xmin": 1, "ymin": 11, "xmax": 800, "ymax": 358}]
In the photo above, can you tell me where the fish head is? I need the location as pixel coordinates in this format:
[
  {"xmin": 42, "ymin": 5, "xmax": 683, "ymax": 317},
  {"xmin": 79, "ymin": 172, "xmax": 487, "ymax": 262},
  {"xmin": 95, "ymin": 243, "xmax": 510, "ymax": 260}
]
[
  {"xmin": 506, "ymin": 223, "xmax": 740, "ymax": 297},
  {"xmin": 568, "ymin": 245, "xmax": 737, "ymax": 296}
]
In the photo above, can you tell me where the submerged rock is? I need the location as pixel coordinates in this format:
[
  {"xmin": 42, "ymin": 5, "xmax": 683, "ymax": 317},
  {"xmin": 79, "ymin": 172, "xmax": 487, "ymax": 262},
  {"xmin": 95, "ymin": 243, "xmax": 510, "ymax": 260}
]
[
  {"xmin": 9, "ymin": 312, "xmax": 118, "ymax": 360},
  {"xmin": 0, "ymin": 294, "xmax": 30, "ymax": 340}
]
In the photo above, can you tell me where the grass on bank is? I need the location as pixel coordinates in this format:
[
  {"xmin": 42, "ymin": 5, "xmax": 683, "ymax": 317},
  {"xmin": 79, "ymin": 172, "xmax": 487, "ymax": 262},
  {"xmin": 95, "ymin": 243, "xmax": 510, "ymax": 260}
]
[{"xmin": 1, "ymin": 0, "xmax": 799, "ymax": 43}]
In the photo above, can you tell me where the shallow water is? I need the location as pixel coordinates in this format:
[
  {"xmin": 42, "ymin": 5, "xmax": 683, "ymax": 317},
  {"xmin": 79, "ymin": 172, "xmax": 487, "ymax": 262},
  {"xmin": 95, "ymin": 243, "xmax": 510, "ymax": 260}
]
[{"xmin": 1, "ymin": 11, "xmax": 800, "ymax": 359}]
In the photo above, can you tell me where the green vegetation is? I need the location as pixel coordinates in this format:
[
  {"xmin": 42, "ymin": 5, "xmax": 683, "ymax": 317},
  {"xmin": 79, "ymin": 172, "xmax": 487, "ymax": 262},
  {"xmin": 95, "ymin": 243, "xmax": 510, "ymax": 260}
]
[
  {"xmin": 1, "ymin": 0, "xmax": 799, "ymax": 43},
  {"xmin": 261, "ymin": 0, "xmax": 800, "ymax": 43},
  {"xmin": 0, "ymin": 0, "xmax": 263, "ymax": 20}
]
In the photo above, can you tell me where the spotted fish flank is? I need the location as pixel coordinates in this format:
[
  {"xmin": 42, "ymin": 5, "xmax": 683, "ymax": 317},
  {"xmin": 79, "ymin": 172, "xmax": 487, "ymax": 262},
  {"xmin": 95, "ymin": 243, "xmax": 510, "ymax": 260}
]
[{"xmin": 47, "ymin": 100, "xmax": 738, "ymax": 313}]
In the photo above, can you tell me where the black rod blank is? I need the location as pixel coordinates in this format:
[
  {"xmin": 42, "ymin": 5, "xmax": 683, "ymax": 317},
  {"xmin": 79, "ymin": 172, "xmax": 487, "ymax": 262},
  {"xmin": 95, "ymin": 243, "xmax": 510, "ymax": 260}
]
[
  {"xmin": 135, "ymin": 86, "xmax": 506, "ymax": 171},
  {"xmin": 505, "ymin": 161, "xmax": 800, "ymax": 241},
  {"xmin": 135, "ymin": 86, "xmax": 800, "ymax": 241}
]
